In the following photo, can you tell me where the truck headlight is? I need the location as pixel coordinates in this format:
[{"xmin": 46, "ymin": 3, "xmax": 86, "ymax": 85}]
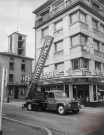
[
  {"xmin": 69, "ymin": 103, "xmax": 71, "ymax": 107},
  {"xmin": 78, "ymin": 103, "xmax": 80, "ymax": 106}
]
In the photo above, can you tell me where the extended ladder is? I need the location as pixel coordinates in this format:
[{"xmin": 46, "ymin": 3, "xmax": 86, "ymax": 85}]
[{"xmin": 28, "ymin": 35, "xmax": 53, "ymax": 99}]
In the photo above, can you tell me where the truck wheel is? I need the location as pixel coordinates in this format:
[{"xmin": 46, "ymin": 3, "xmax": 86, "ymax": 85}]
[
  {"xmin": 27, "ymin": 103, "xmax": 33, "ymax": 111},
  {"xmin": 72, "ymin": 109, "xmax": 79, "ymax": 114},
  {"xmin": 57, "ymin": 105, "xmax": 65, "ymax": 115}
]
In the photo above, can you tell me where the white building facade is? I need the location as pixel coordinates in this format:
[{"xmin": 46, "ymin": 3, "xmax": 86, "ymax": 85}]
[{"xmin": 33, "ymin": 0, "xmax": 104, "ymax": 105}]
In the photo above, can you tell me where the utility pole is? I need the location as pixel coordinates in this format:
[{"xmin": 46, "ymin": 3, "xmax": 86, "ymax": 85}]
[{"xmin": 0, "ymin": 68, "xmax": 5, "ymax": 135}]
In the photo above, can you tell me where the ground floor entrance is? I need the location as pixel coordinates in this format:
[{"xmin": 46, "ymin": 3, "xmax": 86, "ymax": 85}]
[
  {"xmin": 73, "ymin": 85, "xmax": 89, "ymax": 105},
  {"xmin": 7, "ymin": 85, "xmax": 28, "ymax": 100}
]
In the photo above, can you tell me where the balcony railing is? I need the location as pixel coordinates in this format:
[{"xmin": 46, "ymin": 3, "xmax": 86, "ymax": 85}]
[
  {"xmin": 93, "ymin": 28, "xmax": 100, "ymax": 36},
  {"xmin": 101, "ymin": 32, "xmax": 104, "ymax": 38},
  {"xmin": 54, "ymin": 28, "xmax": 63, "ymax": 37},
  {"xmin": 54, "ymin": 50, "xmax": 64, "ymax": 58},
  {"xmin": 35, "ymin": 0, "xmax": 104, "ymax": 28},
  {"xmin": 80, "ymin": 22, "xmax": 88, "ymax": 30},
  {"xmin": 94, "ymin": 50, "xmax": 102, "ymax": 57}
]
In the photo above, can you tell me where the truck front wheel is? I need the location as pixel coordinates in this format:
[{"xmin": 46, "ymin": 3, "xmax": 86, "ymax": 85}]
[{"xmin": 57, "ymin": 105, "xmax": 65, "ymax": 115}]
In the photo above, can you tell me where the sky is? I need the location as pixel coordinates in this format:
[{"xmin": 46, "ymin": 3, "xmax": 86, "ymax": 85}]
[
  {"xmin": 0, "ymin": 0, "xmax": 47, "ymax": 58},
  {"xmin": 0, "ymin": 0, "xmax": 104, "ymax": 59}
]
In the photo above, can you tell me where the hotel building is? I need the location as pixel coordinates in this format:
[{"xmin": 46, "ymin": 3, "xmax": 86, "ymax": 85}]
[{"xmin": 33, "ymin": 0, "xmax": 104, "ymax": 105}]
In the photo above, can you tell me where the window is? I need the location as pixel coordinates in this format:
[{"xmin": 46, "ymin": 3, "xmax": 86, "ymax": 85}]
[
  {"xmin": 55, "ymin": 40, "xmax": 63, "ymax": 52},
  {"xmin": 21, "ymin": 75, "xmax": 25, "ymax": 82},
  {"xmin": 9, "ymin": 62, "xmax": 14, "ymax": 70},
  {"xmin": 55, "ymin": 62, "xmax": 64, "ymax": 73},
  {"xmin": 55, "ymin": 20, "xmax": 63, "ymax": 31},
  {"xmin": 81, "ymin": 58, "xmax": 89, "ymax": 69},
  {"xmin": 18, "ymin": 35, "xmax": 22, "ymax": 40},
  {"xmin": 48, "ymin": 92, "xmax": 55, "ymax": 98},
  {"xmin": 72, "ymin": 58, "xmax": 89, "ymax": 70},
  {"xmin": 72, "ymin": 59, "xmax": 80, "ymax": 70},
  {"xmin": 22, "ymin": 59, "xmax": 25, "ymax": 63},
  {"xmin": 92, "ymin": 19, "xmax": 98, "ymax": 30},
  {"xmin": 9, "ymin": 74, "xmax": 14, "ymax": 82},
  {"xmin": 10, "ymin": 57, "xmax": 14, "ymax": 61},
  {"xmin": 43, "ymin": 66, "xmax": 49, "ymax": 75},
  {"xmin": 71, "ymin": 35, "xmax": 79, "ymax": 47},
  {"xmin": 102, "ymin": 43, "xmax": 104, "ymax": 53},
  {"xmin": 71, "ymin": 12, "xmax": 78, "ymax": 24},
  {"xmin": 80, "ymin": 12, "xmax": 86, "ymax": 23},
  {"xmin": 21, "ymin": 64, "xmax": 26, "ymax": 71},
  {"xmin": 80, "ymin": 35, "xmax": 87, "ymax": 46},
  {"xmin": 42, "ymin": 27, "xmax": 49, "ymax": 38},
  {"xmin": 95, "ymin": 61, "xmax": 101, "ymax": 70},
  {"xmin": 93, "ymin": 40, "xmax": 99, "ymax": 51},
  {"xmin": 101, "ymin": 25, "xmax": 104, "ymax": 33}
]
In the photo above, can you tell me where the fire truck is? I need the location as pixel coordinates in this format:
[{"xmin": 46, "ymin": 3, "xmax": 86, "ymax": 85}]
[{"xmin": 22, "ymin": 35, "xmax": 81, "ymax": 115}]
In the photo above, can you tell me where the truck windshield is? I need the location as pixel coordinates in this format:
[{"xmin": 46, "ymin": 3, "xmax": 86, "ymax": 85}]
[{"xmin": 55, "ymin": 92, "xmax": 67, "ymax": 98}]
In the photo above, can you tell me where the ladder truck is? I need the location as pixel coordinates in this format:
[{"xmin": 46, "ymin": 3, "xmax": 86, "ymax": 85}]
[
  {"xmin": 27, "ymin": 35, "xmax": 54, "ymax": 100},
  {"xmin": 22, "ymin": 35, "xmax": 81, "ymax": 115}
]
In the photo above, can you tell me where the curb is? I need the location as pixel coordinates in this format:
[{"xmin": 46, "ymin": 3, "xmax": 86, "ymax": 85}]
[{"xmin": 3, "ymin": 116, "xmax": 52, "ymax": 135}]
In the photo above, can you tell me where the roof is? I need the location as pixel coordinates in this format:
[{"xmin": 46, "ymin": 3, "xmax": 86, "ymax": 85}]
[
  {"xmin": 0, "ymin": 52, "xmax": 34, "ymax": 60},
  {"xmin": 8, "ymin": 31, "xmax": 27, "ymax": 37},
  {"xmin": 33, "ymin": 0, "xmax": 55, "ymax": 14}
]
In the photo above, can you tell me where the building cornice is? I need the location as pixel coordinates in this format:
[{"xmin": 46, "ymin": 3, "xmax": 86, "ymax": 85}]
[{"xmin": 0, "ymin": 52, "xmax": 34, "ymax": 60}]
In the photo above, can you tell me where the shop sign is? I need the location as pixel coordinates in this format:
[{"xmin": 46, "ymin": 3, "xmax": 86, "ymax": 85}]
[
  {"xmin": 25, "ymin": 75, "xmax": 30, "ymax": 82},
  {"xmin": 41, "ymin": 70, "xmax": 63, "ymax": 79},
  {"xmin": 76, "ymin": 78, "xmax": 88, "ymax": 82}
]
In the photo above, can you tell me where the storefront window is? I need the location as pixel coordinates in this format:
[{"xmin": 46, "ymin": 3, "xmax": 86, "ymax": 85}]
[{"xmin": 20, "ymin": 88, "xmax": 25, "ymax": 96}]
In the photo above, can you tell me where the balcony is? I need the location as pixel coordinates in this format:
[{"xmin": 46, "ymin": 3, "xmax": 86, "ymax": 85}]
[
  {"xmin": 35, "ymin": 0, "xmax": 104, "ymax": 28},
  {"xmin": 101, "ymin": 32, "xmax": 104, "ymax": 38},
  {"xmin": 72, "ymin": 70, "xmax": 91, "ymax": 76},
  {"xmin": 80, "ymin": 22, "xmax": 88, "ymax": 30},
  {"xmin": 94, "ymin": 50, "xmax": 102, "ymax": 57}
]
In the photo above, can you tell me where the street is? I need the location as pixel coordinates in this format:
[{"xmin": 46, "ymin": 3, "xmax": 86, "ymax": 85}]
[{"xmin": 2, "ymin": 102, "xmax": 104, "ymax": 135}]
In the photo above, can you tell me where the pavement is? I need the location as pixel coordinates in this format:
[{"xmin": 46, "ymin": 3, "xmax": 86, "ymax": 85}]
[{"xmin": 2, "ymin": 100, "xmax": 52, "ymax": 135}]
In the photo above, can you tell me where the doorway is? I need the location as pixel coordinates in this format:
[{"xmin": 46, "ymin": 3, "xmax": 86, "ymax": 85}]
[
  {"xmin": 14, "ymin": 87, "xmax": 19, "ymax": 99},
  {"xmin": 73, "ymin": 85, "xmax": 89, "ymax": 104}
]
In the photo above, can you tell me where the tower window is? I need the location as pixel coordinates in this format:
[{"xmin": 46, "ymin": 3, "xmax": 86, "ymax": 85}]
[{"xmin": 18, "ymin": 35, "xmax": 22, "ymax": 40}]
